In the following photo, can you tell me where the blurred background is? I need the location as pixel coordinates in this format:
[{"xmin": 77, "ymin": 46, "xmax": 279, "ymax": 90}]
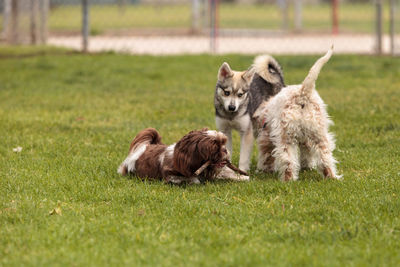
[{"xmin": 0, "ymin": 0, "xmax": 399, "ymax": 55}]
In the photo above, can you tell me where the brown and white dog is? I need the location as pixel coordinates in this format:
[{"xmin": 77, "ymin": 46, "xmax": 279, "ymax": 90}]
[{"xmin": 118, "ymin": 128, "xmax": 249, "ymax": 184}]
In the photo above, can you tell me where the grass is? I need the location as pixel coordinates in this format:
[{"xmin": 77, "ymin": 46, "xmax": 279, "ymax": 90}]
[
  {"xmin": 1, "ymin": 46, "xmax": 400, "ymax": 266},
  {"xmin": 43, "ymin": 3, "xmax": 392, "ymax": 34}
]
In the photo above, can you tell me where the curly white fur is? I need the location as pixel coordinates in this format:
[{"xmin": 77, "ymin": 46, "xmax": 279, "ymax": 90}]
[{"xmin": 256, "ymin": 47, "xmax": 341, "ymax": 181}]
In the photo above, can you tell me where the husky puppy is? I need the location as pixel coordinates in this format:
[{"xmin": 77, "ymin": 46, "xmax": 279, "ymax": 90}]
[
  {"xmin": 256, "ymin": 47, "xmax": 341, "ymax": 181},
  {"xmin": 214, "ymin": 56, "xmax": 285, "ymax": 171}
]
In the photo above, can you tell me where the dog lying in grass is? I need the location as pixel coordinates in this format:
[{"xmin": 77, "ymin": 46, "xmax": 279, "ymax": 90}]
[
  {"xmin": 118, "ymin": 128, "xmax": 249, "ymax": 184},
  {"xmin": 255, "ymin": 47, "xmax": 341, "ymax": 181}
]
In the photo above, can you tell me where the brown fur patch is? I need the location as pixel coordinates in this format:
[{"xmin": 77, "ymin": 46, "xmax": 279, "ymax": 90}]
[
  {"xmin": 120, "ymin": 165, "xmax": 128, "ymax": 176},
  {"xmin": 258, "ymin": 129, "xmax": 275, "ymax": 171},
  {"xmin": 323, "ymin": 167, "xmax": 334, "ymax": 178},
  {"xmin": 284, "ymin": 169, "xmax": 293, "ymax": 181},
  {"xmin": 264, "ymin": 155, "xmax": 275, "ymax": 171},
  {"xmin": 173, "ymin": 129, "xmax": 228, "ymax": 179},
  {"xmin": 317, "ymin": 137, "xmax": 330, "ymax": 152},
  {"xmin": 135, "ymin": 145, "xmax": 167, "ymax": 179}
]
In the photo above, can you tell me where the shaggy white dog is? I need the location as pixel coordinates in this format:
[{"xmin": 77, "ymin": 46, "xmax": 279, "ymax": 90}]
[{"xmin": 255, "ymin": 47, "xmax": 341, "ymax": 181}]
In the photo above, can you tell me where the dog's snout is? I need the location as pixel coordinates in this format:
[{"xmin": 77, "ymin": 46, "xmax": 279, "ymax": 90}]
[{"xmin": 228, "ymin": 105, "xmax": 236, "ymax": 111}]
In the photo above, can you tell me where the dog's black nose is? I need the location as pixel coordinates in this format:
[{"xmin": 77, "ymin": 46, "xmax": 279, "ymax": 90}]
[{"xmin": 228, "ymin": 105, "xmax": 236, "ymax": 111}]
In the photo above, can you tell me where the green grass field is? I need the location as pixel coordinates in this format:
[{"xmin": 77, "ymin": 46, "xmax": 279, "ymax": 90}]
[
  {"xmin": 44, "ymin": 3, "xmax": 388, "ymax": 34},
  {"xmin": 1, "ymin": 46, "xmax": 400, "ymax": 266}
]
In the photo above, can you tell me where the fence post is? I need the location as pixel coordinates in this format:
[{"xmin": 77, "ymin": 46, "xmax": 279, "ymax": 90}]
[
  {"xmin": 10, "ymin": 0, "xmax": 19, "ymax": 44},
  {"xmin": 294, "ymin": 0, "xmax": 302, "ymax": 32},
  {"xmin": 332, "ymin": 0, "xmax": 339, "ymax": 34},
  {"xmin": 209, "ymin": 0, "xmax": 218, "ymax": 53},
  {"xmin": 278, "ymin": 0, "xmax": 289, "ymax": 31},
  {"xmin": 390, "ymin": 0, "xmax": 395, "ymax": 56},
  {"xmin": 202, "ymin": 0, "xmax": 209, "ymax": 29},
  {"xmin": 2, "ymin": 0, "xmax": 11, "ymax": 40},
  {"xmin": 375, "ymin": 0, "xmax": 383, "ymax": 54},
  {"xmin": 192, "ymin": 0, "xmax": 200, "ymax": 33},
  {"xmin": 82, "ymin": 0, "xmax": 90, "ymax": 52},
  {"xmin": 117, "ymin": 0, "xmax": 127, "ymax": 14},
  {"xmin": 30, "ymin": 0, "xmax": 38, "ymax": 45},
  {"xmin": 39, "ymin": 0, "xmax": 49, "ymax": 44}
]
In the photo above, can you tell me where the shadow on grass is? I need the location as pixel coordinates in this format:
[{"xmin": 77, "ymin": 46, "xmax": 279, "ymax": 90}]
[
  {"xmin": 116, "ymin": 167, "xmax": 339, "ymax": 188},
  {"xmin": 249, "ymin": 168, "xmax": 341, "ymax": 183}
]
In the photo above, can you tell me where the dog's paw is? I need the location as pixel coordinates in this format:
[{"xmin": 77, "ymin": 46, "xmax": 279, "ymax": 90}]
[
  {"xmin": 331, "ymin": 174, "xmax": 343, "ymax": 180},
  {"xmin": 166, "ymin": 175, "xmax": 184, "ymax": 184},
  {"xmin": 237, "ymin": 174, "xmax": 250, "ymax": 181},
  {"xmin": 117, "ymin": 164, "xmax": 128, "ymax": 176},
  {"xmin": 188, "ymin": 177, "xmax": 201, "ymax": 185}
]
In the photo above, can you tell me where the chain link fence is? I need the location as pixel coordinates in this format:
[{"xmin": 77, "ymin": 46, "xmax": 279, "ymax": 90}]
[
  {"xmin": 1, "ymin": 0, "xmax": 399, "ymax": 55},
  {"xmin": 1, "ymin": 0, "xmax": 48, "ymax": 44}
]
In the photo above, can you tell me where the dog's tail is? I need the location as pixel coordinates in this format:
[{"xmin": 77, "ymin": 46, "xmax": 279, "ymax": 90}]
[
  {"xmin": 300, "ymin": 46, "xmax": 333, "ymax": 98},
  {"xmin": 252, "ymin": 54, "xmax": 284, "ymax": 85},
  {"xmin": 118, "ymin": 128, "xmax": 163, "ymax": 175},
  {"xmin": 127, "ymin": 128, "xmax": 162, "ymax": 152}
]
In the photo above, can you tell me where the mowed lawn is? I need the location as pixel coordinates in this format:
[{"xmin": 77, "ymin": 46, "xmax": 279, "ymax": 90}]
[
  {"xmin": 1, "ymin": 46, "xmax": 399, "ymax": 266},
  {"xmin": 44, "ymin": 3, "xmax": 389, "ymax": 34}
]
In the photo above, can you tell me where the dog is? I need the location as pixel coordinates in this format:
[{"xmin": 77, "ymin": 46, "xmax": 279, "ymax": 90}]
[
  {"xmin": 214, "ymin": 55, "xmax": 285, "ymax": 171},
  {"xmin": 118, "ymin": 128, "xmax": 249, "ymax": 184},
  {"xmin": 255, "ymin": 47, "xmax": 341, "ymax": 181}
]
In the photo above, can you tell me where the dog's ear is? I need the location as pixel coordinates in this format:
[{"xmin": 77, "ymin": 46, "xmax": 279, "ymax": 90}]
[
  {"xmin": 241, "ymin": 67, "xmax": 255, "ymax": 85},
  {"xmin": 173, "ymin": 130, "xmax": 206, "ymax": 177},
  {"xmin": 218, "ymin": 62, "xmax": 233, "ymax": 80},
  {"xmin": 214, "ymin": 131, "xmax": 227, "ymax": 146}
]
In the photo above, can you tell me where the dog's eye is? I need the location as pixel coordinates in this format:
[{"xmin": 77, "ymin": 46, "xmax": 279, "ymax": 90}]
[
  {"xmin": 238, "ymin": 93, "xmax": 243, "ymax": 98},
  {"xmin": 224, "ymin": 91, "xmax": 230, "ymax": 96}
]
